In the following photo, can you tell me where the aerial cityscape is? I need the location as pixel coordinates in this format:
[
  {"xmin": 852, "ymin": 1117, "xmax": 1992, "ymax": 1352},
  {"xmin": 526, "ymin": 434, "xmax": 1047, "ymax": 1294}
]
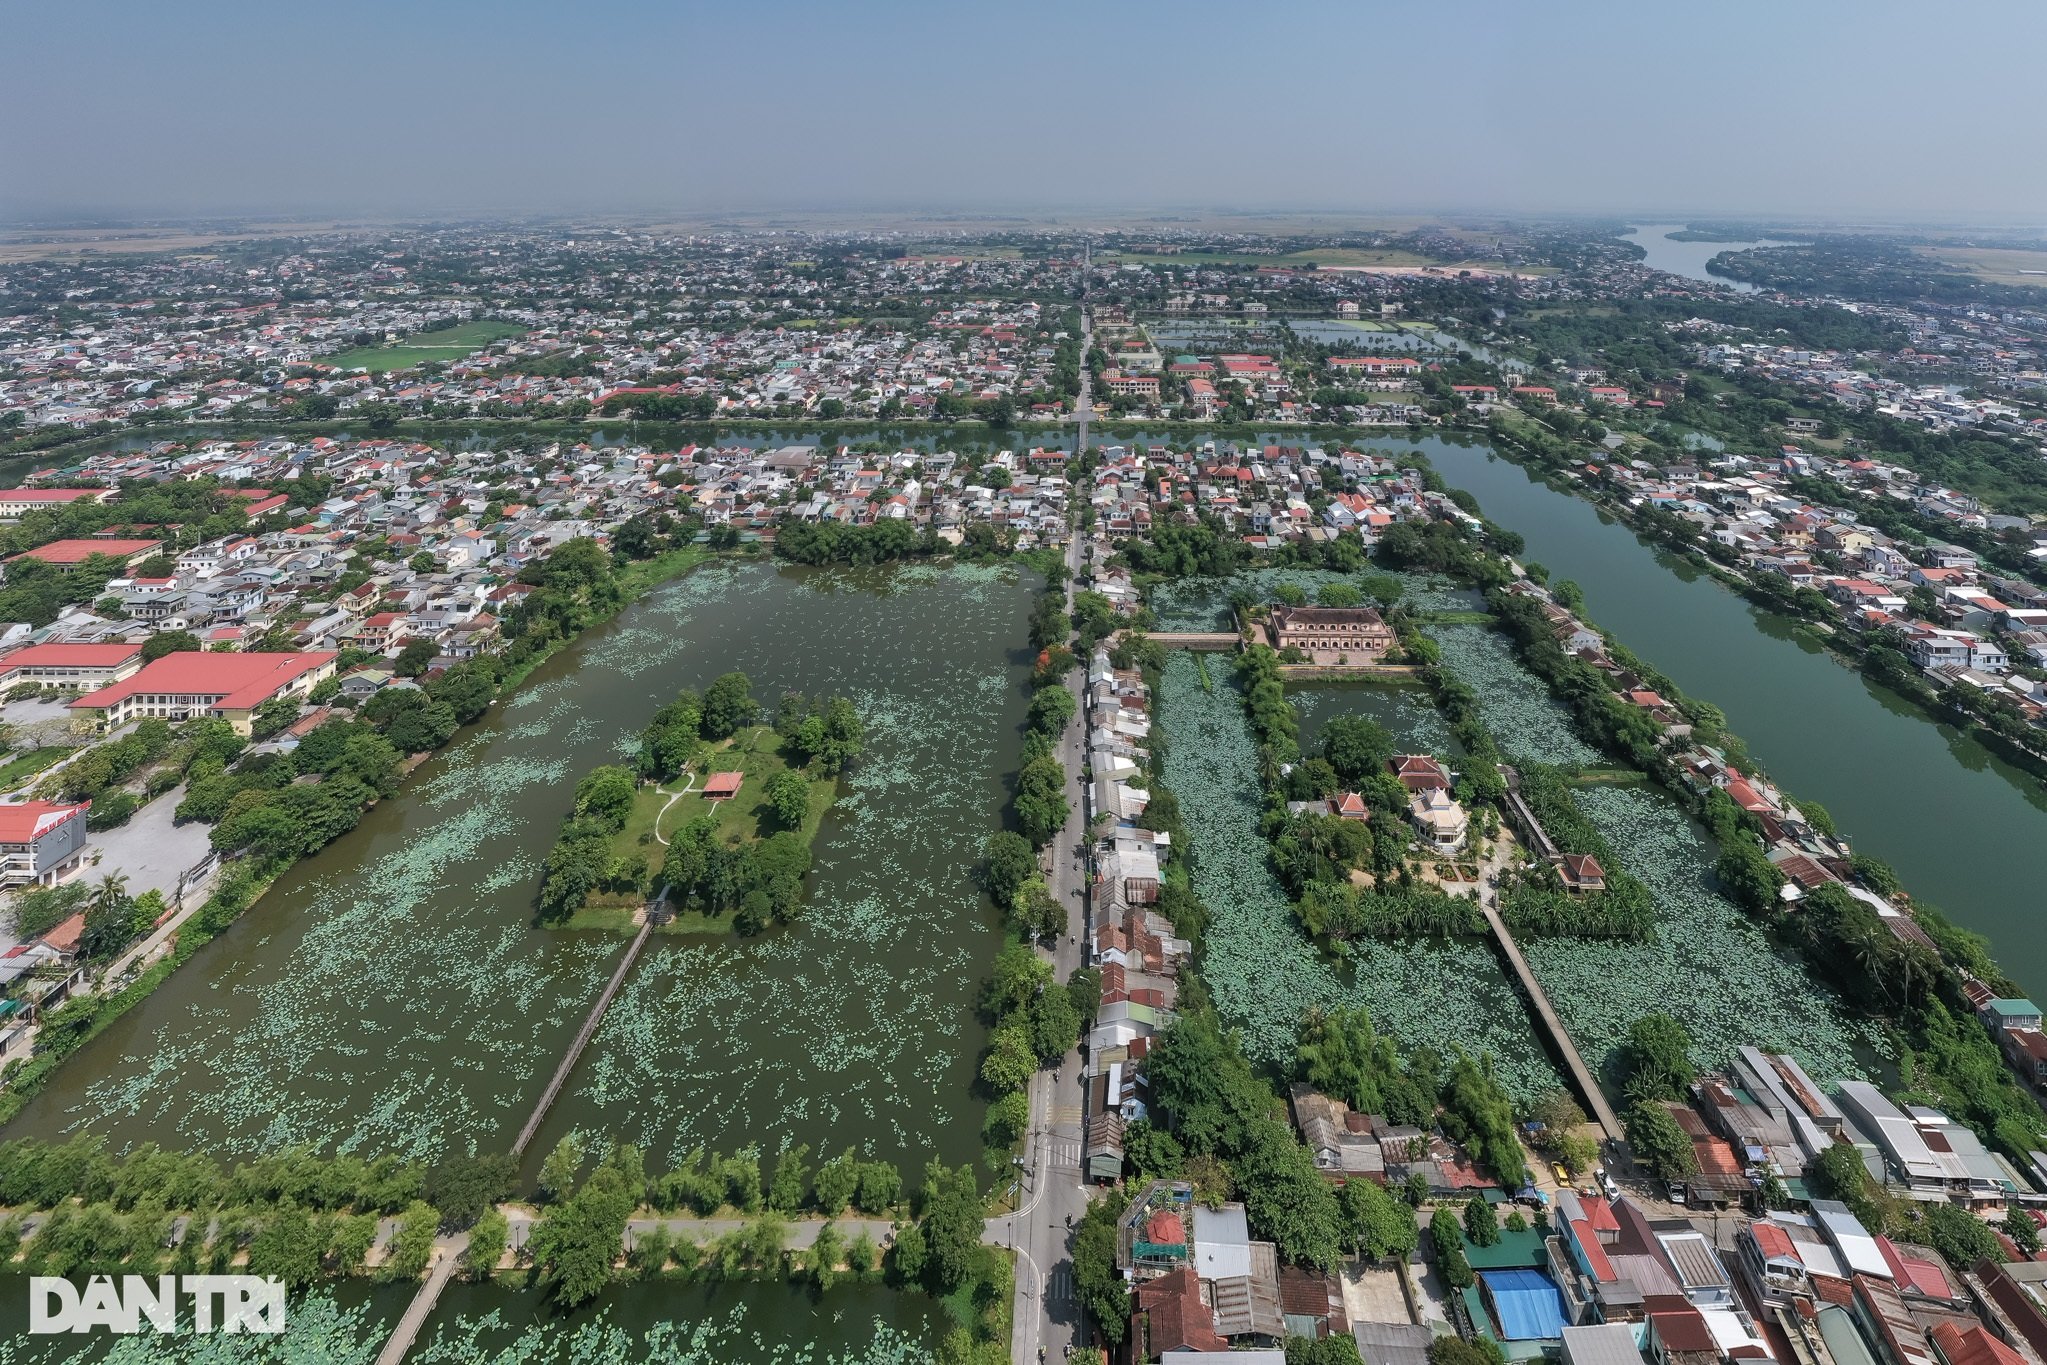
[{"xmin": 6, "ymin": 2, "xmax": 2047, "ymax": 1363}]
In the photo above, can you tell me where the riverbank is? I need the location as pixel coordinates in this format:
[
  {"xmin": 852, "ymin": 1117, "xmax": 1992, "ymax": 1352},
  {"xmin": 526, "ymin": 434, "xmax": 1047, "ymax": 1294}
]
[
  {"xmin": 1479, "ymin": 418, "xmax": 2047, "ymax": 785},
  {"xmin": 1403, "ymin": 430, "xmax": 2047, "ymax": 1002}
]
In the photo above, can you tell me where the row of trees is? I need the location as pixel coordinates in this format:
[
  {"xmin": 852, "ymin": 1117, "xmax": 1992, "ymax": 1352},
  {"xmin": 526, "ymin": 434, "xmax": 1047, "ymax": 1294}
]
[
  {"xmin": 976, "ymin": 942, "xmax": 1093, "ymax": 1149},
  {"xmin": 537, "ymin": 764, "xmax": 647, "ymax": 921},
  {"xmin": 1013, "ymin": 579, "xmax": 1074, "ymax": 847}
]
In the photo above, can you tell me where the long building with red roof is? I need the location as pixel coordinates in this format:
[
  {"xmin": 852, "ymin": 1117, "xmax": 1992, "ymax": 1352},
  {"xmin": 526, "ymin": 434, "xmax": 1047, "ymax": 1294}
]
[
  {"xmin": 5, "ymin": 538, "xmax": 162, "ymax": 573},
  {"xmin": 69, "ymin": 651, "xmax": 337, "ymax": 734},
  {"xmin": 0, "ymin": 489, "xmax": 116, "ymax": 518},
  {"xmin": 0, "ymin": 642, "xmax": 144, "ymax": 691}
]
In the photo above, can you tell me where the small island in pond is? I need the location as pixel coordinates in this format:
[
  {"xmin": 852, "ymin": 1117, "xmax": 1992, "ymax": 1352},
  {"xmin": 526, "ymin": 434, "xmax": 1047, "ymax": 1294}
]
[{"xmin": 538, "ymin": 671, "xmax": 862, "ymax": 935}]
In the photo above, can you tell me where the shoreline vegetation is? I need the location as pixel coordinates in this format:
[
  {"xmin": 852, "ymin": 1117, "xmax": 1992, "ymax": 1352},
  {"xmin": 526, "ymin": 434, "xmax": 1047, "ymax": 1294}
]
[{"xmin": 537, "ymin": 675, "xmax": 861, "ymax": 936}]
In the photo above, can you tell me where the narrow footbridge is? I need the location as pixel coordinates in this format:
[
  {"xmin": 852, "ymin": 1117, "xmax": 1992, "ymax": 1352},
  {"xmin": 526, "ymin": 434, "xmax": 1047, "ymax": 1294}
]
[
  {"xmin": 1479, "ymin": 903, "xmax": 1626, "ymax": 1145},
  {"xmin": 512, "ymin": 917, "xmax": 655, "ymax": 1158}
]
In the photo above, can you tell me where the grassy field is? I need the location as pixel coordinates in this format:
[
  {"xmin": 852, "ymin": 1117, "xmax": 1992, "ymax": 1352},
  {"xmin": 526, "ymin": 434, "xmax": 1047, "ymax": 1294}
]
[
  {"xmin": 323, "ymin": 320, "xmax": 528, "ymax": 372},
  {"xmin": 568, "ymin": 726, "xmax": 837, "ymax": 934},
  {"xmin": 1916, "ymin": 246, "xmax": 2047, "ymax": 290},
  {"xmin": 0, "ymin": 746, "xmax": 73, "ymax": 793}
]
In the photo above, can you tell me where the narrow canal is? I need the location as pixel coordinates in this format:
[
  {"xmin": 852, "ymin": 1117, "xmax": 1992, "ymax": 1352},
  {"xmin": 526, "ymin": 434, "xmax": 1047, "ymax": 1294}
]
[
  {"xmin": 4, "ymin": 560, "xmax": 1035, "ymax": 1176},
  {"xmin": 1413, "ymin": 433, "xmax": 2047, "ymax": 999}
]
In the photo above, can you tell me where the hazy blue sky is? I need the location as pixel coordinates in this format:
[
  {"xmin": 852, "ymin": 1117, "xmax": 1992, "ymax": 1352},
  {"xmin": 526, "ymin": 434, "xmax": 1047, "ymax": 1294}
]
[{"xmin": 4, "ymin": 0, "xmax": 2043, "ymax": 224}]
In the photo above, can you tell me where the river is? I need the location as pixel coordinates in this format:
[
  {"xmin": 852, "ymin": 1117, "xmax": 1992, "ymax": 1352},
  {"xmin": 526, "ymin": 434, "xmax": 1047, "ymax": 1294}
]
[
  {"xmin": 1408, "ymin": 433, "xmax": 2047, "ymax": 999},
  {"xmin": 1621, "ymin": 224, "xmax": 1805, "ymax": 292},
  {"xmin": 3, "ymin": 560, "xmax": 1035, "ymax": 1177}
]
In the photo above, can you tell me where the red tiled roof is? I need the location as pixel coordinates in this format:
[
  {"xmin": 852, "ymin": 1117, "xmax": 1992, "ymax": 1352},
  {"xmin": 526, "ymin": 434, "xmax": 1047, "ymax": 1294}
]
[
  {"xmin": 1571, "ymin": 1218, "xmax": 1619, "ymax": 1282},
  {"xmin": 1931, "ymin": 1322, "xmax": 2029, "ymax": 1365},
  {"xmin": 70, "ymin": 651, "xmax": 334, "ymax": 714},
  {"xmin": 1750, "ymin": 1222, "xmax": 1798, "ymax": 1262},
  {"xmin": 1137, "ymin": 1267, "xmax": 1224, "ymax": 1355},
  {"xmin": 702, "ymin": 771, "xmax": 744, "ymax": 798},
  {"xmin": 41, "ymin": 911, "xmax": 85, "ymax": 954},
  {"xmin": 10, "ymin": 537, "xmax": 160, "ymax": 565},
  {"xmin": 0, "ymin": 489, "xmax": 105, "ymax": 504},
  {"xmin": 0, "ymin": 800, "xmax": 87, "ymax": 844}
]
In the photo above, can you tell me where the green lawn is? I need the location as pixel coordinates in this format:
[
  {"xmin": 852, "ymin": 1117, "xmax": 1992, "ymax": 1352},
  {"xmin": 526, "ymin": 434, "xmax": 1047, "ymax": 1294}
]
[
  {"xmin": 324, "ymin": 320, "xmax": 528, "ymax": 372},
  {"xmin": 568, "ymin": 727, "xmax": 838, "ymax": 933},
  {"xmin": 0, "ymin": 746, "xmax": 73, "ymax": 792}
]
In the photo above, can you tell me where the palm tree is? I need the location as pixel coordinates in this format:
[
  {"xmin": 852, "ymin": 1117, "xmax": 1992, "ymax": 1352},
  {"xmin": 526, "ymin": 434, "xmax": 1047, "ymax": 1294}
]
[{"xmin": 91, "ymin": 872, "xmax": 129, "ymax": 920}]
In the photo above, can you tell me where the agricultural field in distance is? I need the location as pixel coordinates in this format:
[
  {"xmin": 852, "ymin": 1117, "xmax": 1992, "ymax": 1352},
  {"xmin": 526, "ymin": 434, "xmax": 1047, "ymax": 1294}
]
[
  {"xmin": 1916, "ymin": 245, "xmax": 2047, "ymax": 289},
  {"xmin": 323, "ymin": 319, "xmax": 529, "ymax": 371}
]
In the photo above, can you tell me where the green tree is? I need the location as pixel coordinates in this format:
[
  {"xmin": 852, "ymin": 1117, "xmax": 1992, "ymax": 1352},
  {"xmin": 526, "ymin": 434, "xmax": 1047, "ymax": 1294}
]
[
  {"xmin": 1013, "ymin": 756, "xmax": 1069, "ymax": 847},
  {"xmin": 1026, "ymin": 685, "xmax": 1076, "ymax": 737},
  {"xmin": 980, "ymin": 1026, "xmax": 1038, "ymax": 1093},
  {"xmin": 701, "ymin": 672, "xmax": 760, "ymax": 740},
  {"xmin": 381, "ymin": 1200, "xmax": 439, "ymax": 1282},
  {"xmin": 529, "ymin": 1155, "xmax": 636, "ymax": 1307},
  {"xmin": 1463, "ymin": 1195, "xmax": 1500, "ymax": 1247},
  {"xmin": 1321, "ymin": 714, "xmax": 1396, "ymax": 786},
  {"xmin": 1010, "ymin": 877, "xmax": 1065, "ymax": 942},
  {"xmin": 1430, "ymin": 1337, "xmax": 1508, "ymax": 1365},
  {"xmin": 1027, "ymin": 980, "xmax": 1082, "ymax": 1061},
  {"xmin": 768, "ymin": 1144, "xmax": 811, "ymax": 1213},
  {"xmin": 247, "ymin": 1201, "xmax": 325, "ymax": 1289},
  {"xmin": 574, "ymin": 765, "xmax": 637, "ymax": 828},
  {"xmin": 463, "ymin": 1209, "xmax": 508, "ymax": 1279},
  {"xmin": 424, "ymin": 1153, "xmax": 514, "ymax": 1232},
  {"xmin": 393, "ymin": 638, "xmax": 437, "ymax": 678},
  {"xmin": 983, "ymin": 1091, "xmax": 1030, "ymax": 1148},
  {"xmin": 1429, "ymin": 1206, "xmax": 1473, "ymax": 1289},
  {"xmin": 1624, "ymin": 1100, "xmax": 1699, "ymax": 1183},
  {"xmin": 140, "ymin": 630, "xmax": 202, "ymax": 662},
  {"xmin": 1812, "ymin": 1140, "xmax": 1885, "ymax": 1232},
  {"xmin": 915, "ymin": 1162, "xmax": 984, "ymax": 1295},
  {"xmin": 813, "ymin": 1149, "xmax": 859, "ymax": 1217},
  {"xmin": 538, "ymin": 1134, "xmax": 585, "ymax": 1204},
  {"xmin": 981, "ymin": 831, "xmax": 1037, "ymax": 907},
  {"xmin": 1922, "ymin": 1202, "xmax": 2004, "ymax": 1269},
  {"xmin": 1317, "ymin": 583, "xmax": 1364, "ymax": 608},
  {"xmin": 1338, "ymin": 1176, "xmax": 1418, "ymax": 1261},
  {"xmin": 1618, "ymin": 1014, "xmax": 1696, "ymax": 1103},
  {"xmin": 80, "ymin": 873, "xmax": 136, "ymax": 960},
  {"xmin": 1073, "ymin": 1195, "xmax": 1132, "ymax": 1345},
  {"xmin": 1288, "ymin": 1337, "xmax": 1367, "ymax": 1365},
  {"xmin": 765, "ymin": 769, "xmax": 809, "ymax": 831}
]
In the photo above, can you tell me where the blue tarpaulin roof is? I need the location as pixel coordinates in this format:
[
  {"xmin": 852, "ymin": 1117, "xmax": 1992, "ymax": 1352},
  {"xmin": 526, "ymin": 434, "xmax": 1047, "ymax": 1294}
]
[{"xmin": 1481, "ymin": 1268, "xmax": 1567, "ymax": 1341}]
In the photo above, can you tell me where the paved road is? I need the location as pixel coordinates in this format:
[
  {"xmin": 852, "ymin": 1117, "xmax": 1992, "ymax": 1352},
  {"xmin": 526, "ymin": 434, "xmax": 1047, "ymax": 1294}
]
[
  {"xmin": 83, "ymin": 781, "xmax": 214, "ymax": 904},
  {"xmin": 997, "ymin": 296, "xmax": 1095, "ymax": 1365}
]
